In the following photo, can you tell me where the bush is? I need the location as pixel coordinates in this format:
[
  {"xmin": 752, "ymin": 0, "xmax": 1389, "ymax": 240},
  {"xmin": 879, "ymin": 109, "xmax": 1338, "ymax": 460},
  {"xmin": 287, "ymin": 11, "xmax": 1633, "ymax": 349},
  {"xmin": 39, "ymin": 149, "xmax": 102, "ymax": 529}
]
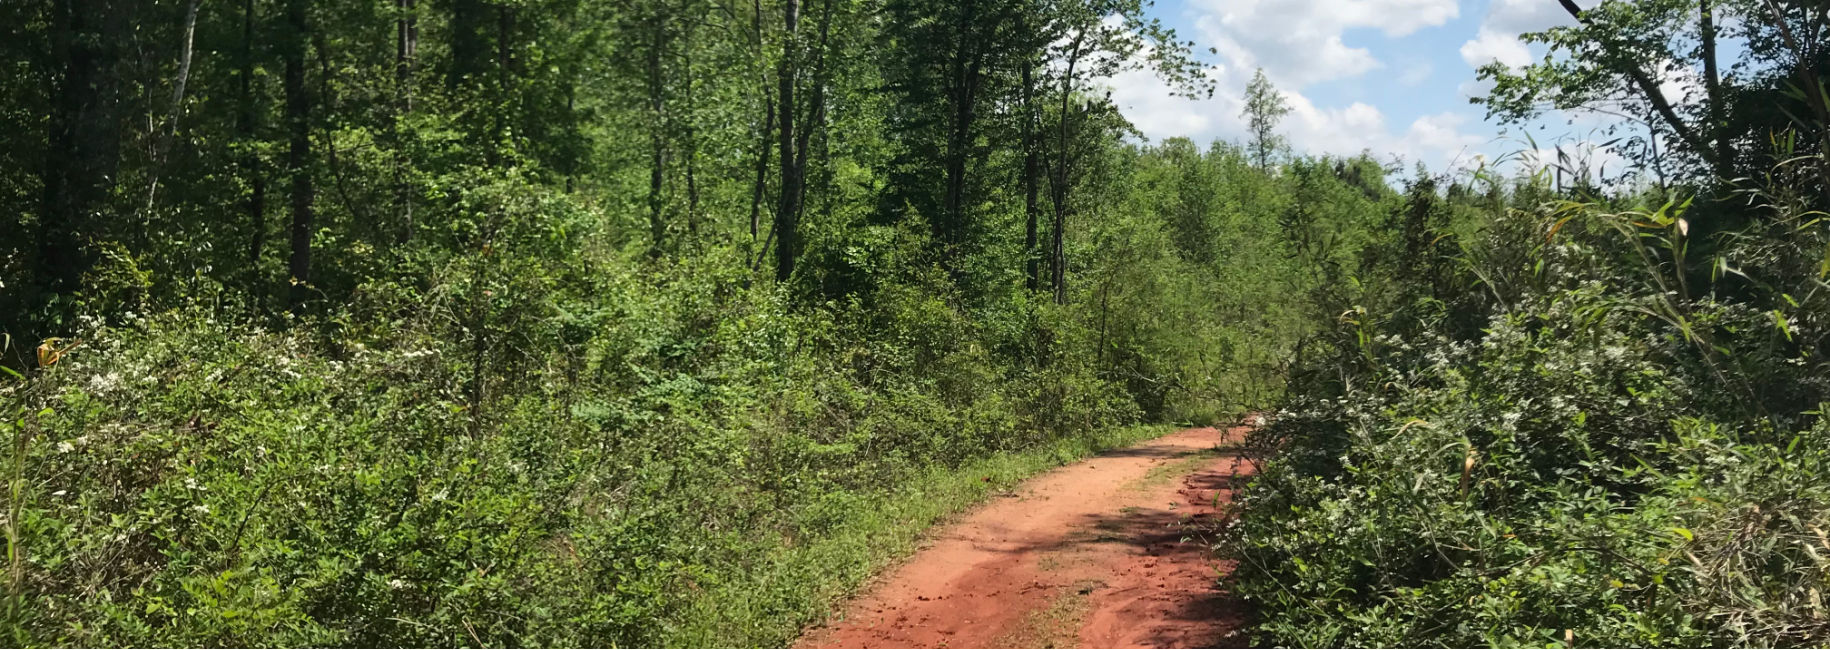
[
  {"xmin": 0, "ymin": 232, "xmax": 1158, "ymax": 646},
  {"xmin": 1227, "ymin": 191, "xmax": 1830, "ymax": 647}
]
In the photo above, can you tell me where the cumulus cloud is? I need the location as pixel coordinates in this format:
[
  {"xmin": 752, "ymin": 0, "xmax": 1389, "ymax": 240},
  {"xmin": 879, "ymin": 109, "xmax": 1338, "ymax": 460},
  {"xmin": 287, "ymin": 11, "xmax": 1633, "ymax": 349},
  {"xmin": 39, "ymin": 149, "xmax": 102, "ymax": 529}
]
[
  {"xmin": 1460, "ymin": 28, "xmax": 1532, "ymax": 68},
  {"xmin": 1187, "ymin": 0, "xmax": 1460, "ymax": 88},
  {"xmin": 1404, "ymin": 113, "xmax": 1488, "ymax": 170},
  {"xmin": 1102, "ymin": 0, "xmax": 1528, "ymax": 173},
  {"xmin": 1460, "ymin": 0, "xmax": 1574, "ymax": 69},
  {"xmin": 1104, "ymin": 60, "xmax": 1489, "ymax": 173},
  {"xmin": 1483, "ymin": 0, "xmax": 1572, "ymax": 35}
]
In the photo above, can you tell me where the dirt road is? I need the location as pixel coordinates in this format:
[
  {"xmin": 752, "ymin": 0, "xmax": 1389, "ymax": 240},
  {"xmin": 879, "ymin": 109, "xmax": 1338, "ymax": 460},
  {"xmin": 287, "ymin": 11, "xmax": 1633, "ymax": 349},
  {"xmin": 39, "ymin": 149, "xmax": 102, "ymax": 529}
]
[{"xmin": 796, "ymin": 426, "xmax": 1254, "ymax": 649}]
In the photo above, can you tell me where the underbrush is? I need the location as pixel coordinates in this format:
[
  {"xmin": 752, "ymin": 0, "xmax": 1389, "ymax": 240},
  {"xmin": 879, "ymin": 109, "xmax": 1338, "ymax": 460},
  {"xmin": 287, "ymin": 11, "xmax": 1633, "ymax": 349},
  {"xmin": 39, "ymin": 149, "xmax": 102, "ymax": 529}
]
[
  {"xmin": 1227, "ymin": 191, "xmax": 1830, "ymax": 646},
  {"xmin": 0, "ymin": 246, "xmax": 1162, "ymax": 646}
]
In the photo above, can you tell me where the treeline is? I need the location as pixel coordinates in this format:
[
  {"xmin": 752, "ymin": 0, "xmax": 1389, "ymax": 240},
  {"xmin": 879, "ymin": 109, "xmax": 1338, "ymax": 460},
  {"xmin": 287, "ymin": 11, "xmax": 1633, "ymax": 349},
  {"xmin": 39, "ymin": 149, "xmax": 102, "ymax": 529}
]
[
  {"xmin": 0, "ymin": 0, "xmax": 1394, "ymax": 645},
  {"xmin": 1227, "ymin": 1, "xmax": 1830, "ymax": 646},
  {"xmin": 0, "ymin": 0, "xmax": 1217, "ymax": 331}
]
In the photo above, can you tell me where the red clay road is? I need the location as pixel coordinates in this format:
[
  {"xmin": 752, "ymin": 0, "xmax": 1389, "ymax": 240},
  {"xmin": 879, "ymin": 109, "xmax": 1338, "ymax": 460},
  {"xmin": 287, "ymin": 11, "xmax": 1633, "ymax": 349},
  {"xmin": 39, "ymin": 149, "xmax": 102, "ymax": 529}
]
[{"xmin": 796, "ymin": 426, "xmax": 1254, "ymax": 649}]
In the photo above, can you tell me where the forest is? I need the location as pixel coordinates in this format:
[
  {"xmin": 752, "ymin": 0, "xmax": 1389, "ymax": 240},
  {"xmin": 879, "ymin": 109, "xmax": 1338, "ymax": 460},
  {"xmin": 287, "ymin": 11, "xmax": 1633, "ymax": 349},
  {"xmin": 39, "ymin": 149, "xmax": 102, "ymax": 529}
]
[{"xmin": 3, "ymin": 0, "xmax": 1830, "ymax": 646}]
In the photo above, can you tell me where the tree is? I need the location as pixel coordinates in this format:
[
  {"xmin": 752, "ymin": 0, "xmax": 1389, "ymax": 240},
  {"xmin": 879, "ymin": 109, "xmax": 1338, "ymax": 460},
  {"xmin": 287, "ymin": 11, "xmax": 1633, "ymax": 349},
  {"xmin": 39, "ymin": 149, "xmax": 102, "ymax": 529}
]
[
  {"xmin": 282, "ymin": 0, "xmax": 314, "ymax": 313},
  {"xmin": 774, "ymin": 0, "xmax": 803, "ymax": 282},
  {"xmin": 642, "ymin": 2, "xmax": 673, "ymax": 256},
  {"xmin": 774, "ymin": 0, "xmax": 836, "ymax": 282},
  {"xmin": 878, "ymin": 0, "xmax": 1029, "ymax": 275},
  {"xmin": 1473, "ymin": 0, "xmax": 1743, "ymax": 182},
  {"xmin": 1038, "ymin": 0, "xmax": 1209, "ymax": 303},
  {"xmin": 393, "ymin": 0, "xmax": 418, "ymax": 246},
  {"xmin": 239, "ymin": 0, "xmax": 268, "ymax": 290},
  {"xmin": 1241, "ymin": 68, "xmax": 1287, "ymax": 170},
  {"xmin": 38, "ymin": 0, "xmax": 131, "ymax": 310}
]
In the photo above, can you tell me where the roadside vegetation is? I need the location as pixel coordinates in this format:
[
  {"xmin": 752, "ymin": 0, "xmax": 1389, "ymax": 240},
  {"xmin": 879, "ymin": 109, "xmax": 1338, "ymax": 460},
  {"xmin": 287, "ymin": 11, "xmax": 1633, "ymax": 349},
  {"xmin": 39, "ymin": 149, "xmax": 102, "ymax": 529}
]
[
  {"xmin": 1227, "ymin": 1, "xmax": 1830, "ymax": 646},
  {"xmin": 8, "ymin": 0, "xmax": 1825, "ymax": 646},
  {"xmin": 0, "ymin": 0, "xmax": 1336, "ymax": 645}
]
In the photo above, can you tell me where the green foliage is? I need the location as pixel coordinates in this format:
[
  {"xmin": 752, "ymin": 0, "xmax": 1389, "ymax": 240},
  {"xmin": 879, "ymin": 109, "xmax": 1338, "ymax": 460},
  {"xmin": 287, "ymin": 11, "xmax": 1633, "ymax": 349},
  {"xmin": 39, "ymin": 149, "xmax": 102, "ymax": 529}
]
[
  {"xmin": 1228, "ymin": 175, "xmax": 1830, "ymax": 646},
  {"xmin": 1240, "ymin": 69, "xmax": 1288, "ymax": 169},
  {"xmin": 0, "ymin": 243, "xmax": 1163, "ymax": 645}
]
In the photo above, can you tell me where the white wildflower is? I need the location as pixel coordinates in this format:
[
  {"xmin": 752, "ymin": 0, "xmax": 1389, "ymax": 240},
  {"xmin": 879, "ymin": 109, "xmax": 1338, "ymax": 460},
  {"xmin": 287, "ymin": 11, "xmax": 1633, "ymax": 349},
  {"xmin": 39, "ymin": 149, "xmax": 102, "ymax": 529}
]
[{"xmin": 87, "ymin": 372, "xmax": 121, "ymax": 393}]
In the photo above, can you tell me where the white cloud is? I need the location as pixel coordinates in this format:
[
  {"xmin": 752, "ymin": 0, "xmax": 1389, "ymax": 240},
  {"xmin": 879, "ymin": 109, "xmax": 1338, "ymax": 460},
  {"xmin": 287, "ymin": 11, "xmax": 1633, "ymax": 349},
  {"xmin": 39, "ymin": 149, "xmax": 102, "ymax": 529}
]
[
  {"xmin": 1460, "ymin": 0, "xmax": 1575, "ymax": 70},
  {"xmin": 1397, "ymin": 62, "xmax": 1434, "ymax": 87},
  {"xmin": 1460, "ymin": 28, "xmax": 1532, "ymax": 68},
  {"xmin": 1105, "ymin": 60, "xmax": 1489, "ymax": 173},
  {"xmin": 1187, "ymin": 0, "xmax": 1460, "ymax": 88},
  {"xmin": 1405, "ymin": 112, "xmax": 1488, "ymax": 169},
  {"xmin": 1483, "ymin": 0, "xmax": 1571, "ymax": 35},
  {"xmin": 1101, "ymin": 0, "xmax": 1509, "ymax": 174},
  {"xmin": 1105, "ymin": 62, "xmax": 1231, "ymax": 138}
]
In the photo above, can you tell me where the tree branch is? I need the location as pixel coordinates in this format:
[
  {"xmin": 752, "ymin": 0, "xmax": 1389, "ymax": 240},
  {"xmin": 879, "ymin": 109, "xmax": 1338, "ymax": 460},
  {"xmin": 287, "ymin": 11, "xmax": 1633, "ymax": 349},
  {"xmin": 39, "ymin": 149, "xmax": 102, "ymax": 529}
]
[{"xmin": 1556, "ymin": 0, "xmax": 1723, "ymax": 176}]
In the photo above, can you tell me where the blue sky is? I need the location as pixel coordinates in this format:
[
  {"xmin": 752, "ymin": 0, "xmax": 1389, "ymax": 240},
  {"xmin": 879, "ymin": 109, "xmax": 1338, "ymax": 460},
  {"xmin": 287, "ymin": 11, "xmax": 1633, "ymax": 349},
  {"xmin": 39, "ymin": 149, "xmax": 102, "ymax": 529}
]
[{"xmin": 1107, "ymin": 0, "xmax": 1605, "ymax": 173}]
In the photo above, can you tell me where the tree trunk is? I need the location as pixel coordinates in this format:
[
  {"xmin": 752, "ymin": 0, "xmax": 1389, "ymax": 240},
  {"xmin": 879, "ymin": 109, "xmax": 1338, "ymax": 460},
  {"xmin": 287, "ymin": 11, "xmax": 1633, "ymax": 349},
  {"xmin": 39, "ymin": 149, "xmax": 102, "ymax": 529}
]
[
  {"xmin": 750, "ymin": 93, "xmax": 775, "ymax": 242},
  {"xmin": 564, "ymin": 85, "xmax": 576, "ymax": 193},
  {"xmin": 1022, "ymin": 62, "xmax": 1040, "ymax": 292},
  {"xmin": 747, "ymin": 0, "xmax": 773, "ymax": 244},
  {"xmin": 241, "ymin": 0, "xmax": 266, "ymax": 290},
  {"xmin": 940, "ymin": 0, "xmax": 981, "ymax": 264},
  {"xmin": 449, "ymin": 0, "xmax": 486, "ymax": 86},
  {"xmin": 39, "ymin": 0, "xmax": 127, "ymax": 301},
  {"xmin": 1048, "ymin": 37, "xmax": 1084, "ymax": 305},
  {"xmin": 395, "ymin": 0, "xmax": 416, "ymax": 245},
  {"xmin": 1556, "ymin": 0, "xmax": 1723, "ymax": 177},
  {"xmin": 397, "ymin": 0, "xmax": 417, "ymax": 113},
  {"xmin": 1699, "ymin": 0, "xmax": 1730, "ymax": 178},
  {"xmin": 774, "ymin": 0, "xmax": 800, "ymax": 282},
  {"xmin": 142, "ymin": 0, "xmax": 201, "ymax": 223},
  {"xmin": 1758, "ymin": 0, "xmax": 1830, "ymax": 196},
  {"xmin": 646, "ymin": 11, "xmax": 668, "ymax": 256},
  {"xmin": 495, "ymin": 3, "xmax": 513, "ymax": 151},
  {"xmin": 284, "ymin": 0, "xmax": 313, "ymax": 313},
  {"xmin": 684, "ymin": 12, "xmax": 700, "ymax": 244},
  {"xmin": 792, "ymin": 0, "xmax": 832, "ymax": 196}
]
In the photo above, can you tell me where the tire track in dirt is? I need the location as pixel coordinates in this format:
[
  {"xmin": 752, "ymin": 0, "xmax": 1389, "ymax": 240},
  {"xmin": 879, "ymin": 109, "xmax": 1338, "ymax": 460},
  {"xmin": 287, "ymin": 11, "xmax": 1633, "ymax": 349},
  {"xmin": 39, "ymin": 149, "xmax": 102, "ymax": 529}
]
[{"xmin": 795, "ymin": 426, "xmax": 1254, "ymax": 649}]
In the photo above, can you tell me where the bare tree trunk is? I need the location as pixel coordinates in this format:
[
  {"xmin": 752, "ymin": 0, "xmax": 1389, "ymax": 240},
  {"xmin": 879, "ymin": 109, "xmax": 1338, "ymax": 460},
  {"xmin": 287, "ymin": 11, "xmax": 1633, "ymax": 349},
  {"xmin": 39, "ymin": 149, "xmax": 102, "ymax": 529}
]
[
  {"xmin": 394, "ymin": 0, "xmax": 417, "ymax": 245},
  {"xmin": 40, "ymin": 0, "xmax": 128, "ymax": 300},
  {"xmin": 1022, "ymin": 62, "xmax": 1040, "ymax": 292},
  {"xmin": 646, "ymin": 11, "xmax": 668, "ymax": 257},
  {"xmin": 747, "ymin": 0, "xmax": 773, "ymax": 244},
  {"xmin": 142, "ymin": 0, "xmax": 201, "ymax": 221},
  {"xmin": 284, "ymin": 0, "xmax": 314, "ymax": 313},
  {"xmin": 240, "ymin": 0, "xmax": 266, "ymax": 292},
  {"xmin": 683, "ymin": 10, "xmax": 700, "ymax": 243},
  {"xmin": 774, "ymin": 0, "xmax": 800, "ymax": 282},
  {"xmin": 1048, "ymin": 37, "xmax": 1085, "ymax": 306},
  {"xmin": 750, "ymin": 93, "xmax": 775, "ymax": 242},
  {"xmin": 1699, "ymin": 0, "xmax": 1730, "ymax": 178},
  {"xmin": 940, "ymin": 0, "xmax": 981, "ymax": 266}
]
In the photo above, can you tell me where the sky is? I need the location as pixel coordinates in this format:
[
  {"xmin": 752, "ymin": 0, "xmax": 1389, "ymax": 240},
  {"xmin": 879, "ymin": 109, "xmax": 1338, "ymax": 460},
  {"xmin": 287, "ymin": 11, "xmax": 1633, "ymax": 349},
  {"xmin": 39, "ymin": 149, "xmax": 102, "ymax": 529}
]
[{"xmin": 1106, "ymin": 0, "xmax": 1603, "ymax": 174}]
